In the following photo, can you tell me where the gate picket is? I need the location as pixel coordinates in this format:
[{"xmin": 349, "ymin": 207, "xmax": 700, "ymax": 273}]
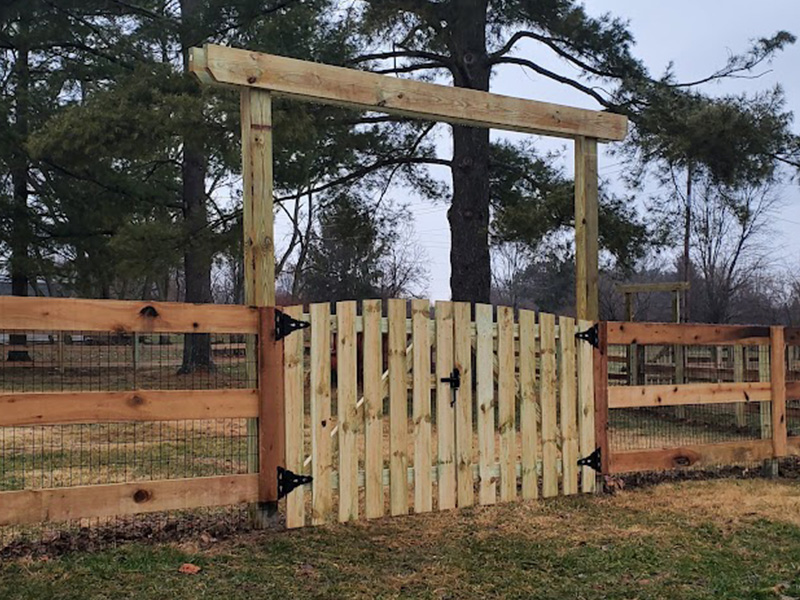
[
  {"xmin": 284, "ymin": 304, "xmax": 305, "ymax": 529},
  {"xmin": 577, "ymin": 318, "xmax": 596, "ymax": 493},
  {"xmin": 412, "ymin": 299, "xmax": 433, "ymax": 513},
  {"xmin": 363, "ymin": 300, "xmax": 384, "ymax": 519},
  {"xmin": 310, "ymin": 302, "xmax": 333, "ymax": 524},
  {"xmin": 336, "ymin": 301, "xmax": 358, "ymax": 522},
  {"xmin": 436, "ymin": 301, "xmax": 456, "ymax": 510},
  {"xmin": 559, "ymin": 316, "xmax": 579, "ymax": 495},
  {"xmin": 476, "ymin": 303, "xmax": 496, "ymax": 505},
  {"xmin": 388, "ymin": 299, "xmax": 409, "ymax": 516},
  {"xmin": 540, "ymin": 312, "xmax": 559, "ymax": 498},
  {"xmin": 498, "ymin": 306, "xmax": 516, "ymax": 502},
  {"xmin": 519, "ymin": 309, "xmax": 539, "ymax": 500},
  {"xmin": 454, "ymin": 302, "xmax": 474, "ymax": 508}
]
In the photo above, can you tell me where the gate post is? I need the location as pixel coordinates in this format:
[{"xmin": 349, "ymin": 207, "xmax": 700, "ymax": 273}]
[
  {"xmin": 770, "ymin": 326, "xmax": 787, "ymax": 462},
  {"xmin": 256, "ymin": 306, "xmax": 285, "ymax": 518},
  {"xmin": 593, "ymin": 321, "xmax": 610, "ymax": 482}
]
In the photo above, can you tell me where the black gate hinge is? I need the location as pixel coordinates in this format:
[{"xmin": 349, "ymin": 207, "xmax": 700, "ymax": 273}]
[
  {"xmin": 275, "ymin": 309, "xmax": 310, "ymax": 341},
  {"xmin": 577, "ymin": 447, "xmax": 602, "ymax": 472},
  {"xmin": 575, "ymin": 323, "xmax": 599, "ymax": 348},
  {"xmin": 277, "ymin": 466, "xmax": 313, "ymax": 500}
]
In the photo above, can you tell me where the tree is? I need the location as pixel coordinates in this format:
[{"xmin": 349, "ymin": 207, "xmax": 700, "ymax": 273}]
[
  {"xmin": 354, "ymin": 2, "xmax": 796, "ymax": 303},
  {"xmin": 692, "ymin": 181, "xmax": 781, "ymax": 323},
  {"xmin": 297, "ymin": 192, "xmax": 428, "ymax": 302},
  {"xmin": 489, "ymin": 140, "xmax": 649, "ymax": 269},
  {"xmin": 617, "ymin": 83, "xmax": 799, "ymax": 317},
  {"xmin": 0, "ymin": 0, "xmax": 133, "ymax": 358}
]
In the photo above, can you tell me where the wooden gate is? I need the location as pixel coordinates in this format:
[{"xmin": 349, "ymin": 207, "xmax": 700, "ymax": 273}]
[{"xmin": 281, "ymin": 299, "xmax": 598, "ymax": 528}]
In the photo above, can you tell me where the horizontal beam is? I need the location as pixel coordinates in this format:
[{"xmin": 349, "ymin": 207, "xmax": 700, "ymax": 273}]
[
  {"xmin": 0, "ymin": 296, "xmax": 259, "ymax": 333},
  {"xmin": 606, "ymin": 321, "xmax": 770, "ymax": 346},
  {"xmin": 617, "ymin": 281, "xmax": 690, "ymax": 294},
  {"xmin": 0, "ymin": 389, "xmax": 259, "ymax": 426},
  {"xmin": 190, "ymin": 44, "xmax": 627, "ymax": 142},
  {"xmin": 0, "ymin": 475, "xmax": 258, "ymax": 526},
  {"xmin": 609, "ymin": 439, "xmax": 774, "ymax": 474},
  {"xmin": 608, "ymin": 381, "xmax": 771, "ymax": 409}
]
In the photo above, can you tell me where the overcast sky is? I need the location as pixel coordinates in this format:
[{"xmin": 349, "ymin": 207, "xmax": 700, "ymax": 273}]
[{"xmin": 279, "ymin": 1, "xmax": 800, "ymax": 301}]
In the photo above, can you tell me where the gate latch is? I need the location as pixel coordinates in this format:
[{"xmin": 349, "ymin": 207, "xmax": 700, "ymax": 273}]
[
  {"xmin": 577, "ymin": 447, "xmax": 602, "ymax": 472},
  {"xmin": 575, "ymin": 323, "xmax": 599, "ymax": 348},
  {"xmin": 277, "ymin": 466, "xmax": 313, "ymax": 500},
  {"xmin": 440, "ymin": 368, "xmax": 461, "ymax": 406},
  {"xmin": 275, "ymin": 309, "xmax": 310, "ymax": 341}
]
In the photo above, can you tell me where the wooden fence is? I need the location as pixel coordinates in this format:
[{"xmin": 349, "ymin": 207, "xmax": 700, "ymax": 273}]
[
  {"xmin": 598, "ymin": 321, "xmax": 800, "ymax": 474},
  {"xmin": 0, "ymin": 296, "xmax": 598, "ymax": 530},
  {"xmin": 0, "ymin": 295, "xmax": 262, "ymax": 526}
]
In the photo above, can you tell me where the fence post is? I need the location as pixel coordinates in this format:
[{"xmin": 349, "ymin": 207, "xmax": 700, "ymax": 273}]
[
  {"xmin": 256, "ymin": 306, "xmax": 285, "ymax": 520},
  {"xmin": 593, "ymin": 321, "xmax": 610, "ymax": 483},
  {"xmin": 770, "ymin": 326, "xmax": 787, "ymax": 462}
]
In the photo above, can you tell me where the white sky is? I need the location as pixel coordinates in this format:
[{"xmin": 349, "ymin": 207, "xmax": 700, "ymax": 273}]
[{"xmin": 278, "ymin": 1, "xmax": 800, "ymax": 301}]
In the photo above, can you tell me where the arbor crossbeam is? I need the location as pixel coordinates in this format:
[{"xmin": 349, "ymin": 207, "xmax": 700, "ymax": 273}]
[{"xmin": 189, "ymin": 44, "xmax": 627, "ymax": 142}]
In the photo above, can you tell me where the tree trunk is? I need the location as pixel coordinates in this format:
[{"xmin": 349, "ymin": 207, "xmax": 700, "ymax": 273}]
[
  {"xmin": 682, "ymin": 165, "xmax": 693, "ymax": 321},
  {"xmin": 178, "ymin": 0, "xmax": 213, "ymax": 373},
  {"xmin": 447, "ymin": 0, "xmax": 491, "ymax": 303},
  {"xmin": 8, "ymin": 33, "xmax": 31, "ymax": 362}
]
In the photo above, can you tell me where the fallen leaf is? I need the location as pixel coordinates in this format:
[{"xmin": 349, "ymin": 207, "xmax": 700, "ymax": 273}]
[{"xmin": 178, "ymin": 563, "xmax": 201, "ymax": 575}]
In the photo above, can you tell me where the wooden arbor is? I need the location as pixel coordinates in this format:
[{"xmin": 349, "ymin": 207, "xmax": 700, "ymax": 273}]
[
  {"xmin": 189, "ymin": 44, "xmax": 628, "ymax": 322},
  {"xmin": 188, "ymin": 44, "xmax": 627, "ymax": 517}
]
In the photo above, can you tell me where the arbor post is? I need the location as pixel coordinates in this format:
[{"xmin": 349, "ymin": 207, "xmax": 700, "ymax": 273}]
[
  {"xmin": 241, "ymin": 87, "xmax": 280, "ymax": 525},
  {"xmin": 575, "ymin": 136, "xmax": 599, "ymax": 321}
]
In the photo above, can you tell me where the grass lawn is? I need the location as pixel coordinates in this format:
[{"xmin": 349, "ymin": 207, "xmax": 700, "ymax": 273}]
[{"xmin": 3, "ymin": 478, "xmax": 800, "ymax": 599}]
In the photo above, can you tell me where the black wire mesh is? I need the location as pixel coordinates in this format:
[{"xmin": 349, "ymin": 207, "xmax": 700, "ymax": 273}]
[{"xmin": 608, "ymin": 343, "xmax": 772, "ymax": 457}]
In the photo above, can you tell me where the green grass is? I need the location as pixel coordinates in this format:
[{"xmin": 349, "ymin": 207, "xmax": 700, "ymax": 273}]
[{"xmin": 4, "ymin": 479, "xmax": 800, "ymax": 599}]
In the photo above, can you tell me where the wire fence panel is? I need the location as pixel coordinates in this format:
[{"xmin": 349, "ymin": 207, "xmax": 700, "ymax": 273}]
[
  {"xmin": 605, "ymin": 323, "xmax": 792, "ymax": 475},
  {"xmin": 0, "ymin": 298, "xmax": 261, "ymax": 553}
]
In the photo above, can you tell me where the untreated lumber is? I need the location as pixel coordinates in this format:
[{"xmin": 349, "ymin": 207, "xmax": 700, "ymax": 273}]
[
  {"xmin": 0, "ymin": 296, "xmax": 258, "ymax": 333},
  {"xmin": 593, "ymin": 321, "xmax": 610, "ymax": 474},
  {"xmin": 0, "ymin": 389, "xmax": 258, "ymax": 426},
  {"xmin": 608, "ymin": 381, "xmax": 771, "ymax": 409},
  {"xmin": 189, "ymin": 44, "xmax": 627, "ymax": 142},
  {"xmin": 575, "ymin": 136, "xmax": 599, "ymax": 321},
  {"xmin": 0, "ymin": 475, "xmax": 258, "ymax": 526},
  {"xmin": 609, "ymin": 439, "xmax": 774, "ymax": 474},
  {"xmin": 258, "ymin": 307, "xmax": 285, "ymax": 505},
  {"xmin": 771, "ymin": 326, "xmax": 787, "ymax": 457},
  {"xmin": 607, "ymin": 322, "xmax": 770, "ymax": 346}
]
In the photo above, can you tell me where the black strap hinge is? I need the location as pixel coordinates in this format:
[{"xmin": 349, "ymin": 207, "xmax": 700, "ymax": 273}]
[
  {"xmin": 577, "ymin": 447, "xmax": 602, "ymax": 472},
  {"xmin": 275, "ymin": 309, "xmax": 310, "ymax": 341},
  {"xmin": 575, "ymin": 323, "xmax": 599, "ymax": 348},
  {"xmin": 277, "ymin": 466, "xmax": 313, "ymax": 500}
]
